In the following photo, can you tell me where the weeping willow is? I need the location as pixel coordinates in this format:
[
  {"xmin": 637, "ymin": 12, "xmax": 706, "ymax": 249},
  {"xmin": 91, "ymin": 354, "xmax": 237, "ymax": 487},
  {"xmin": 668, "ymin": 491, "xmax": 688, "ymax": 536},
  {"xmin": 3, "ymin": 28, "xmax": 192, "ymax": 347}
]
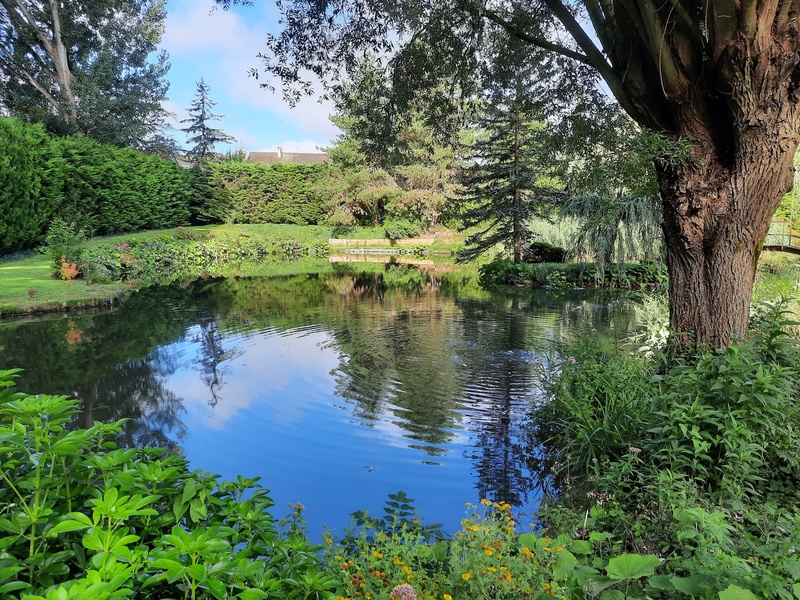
[{"xmin": 558, "ymin": 194, "xmax": 663, "ymax": 282}]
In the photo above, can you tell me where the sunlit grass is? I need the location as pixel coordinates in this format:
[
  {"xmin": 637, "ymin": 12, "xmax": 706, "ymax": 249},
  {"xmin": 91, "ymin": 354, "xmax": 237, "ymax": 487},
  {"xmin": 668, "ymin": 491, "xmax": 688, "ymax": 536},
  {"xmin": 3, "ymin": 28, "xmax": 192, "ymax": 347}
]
[{"xmin": 0, "ymin": 225, "xmax": 465, "ymax": 317}]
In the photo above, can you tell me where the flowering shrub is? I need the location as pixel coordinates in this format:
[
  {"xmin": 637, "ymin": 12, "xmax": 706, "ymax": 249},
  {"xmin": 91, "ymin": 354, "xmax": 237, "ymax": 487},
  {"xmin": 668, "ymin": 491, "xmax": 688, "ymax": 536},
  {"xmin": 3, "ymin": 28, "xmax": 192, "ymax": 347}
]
[{"xmin": 324, "ymin": 499, "xmax": 612, "ymax": 600}]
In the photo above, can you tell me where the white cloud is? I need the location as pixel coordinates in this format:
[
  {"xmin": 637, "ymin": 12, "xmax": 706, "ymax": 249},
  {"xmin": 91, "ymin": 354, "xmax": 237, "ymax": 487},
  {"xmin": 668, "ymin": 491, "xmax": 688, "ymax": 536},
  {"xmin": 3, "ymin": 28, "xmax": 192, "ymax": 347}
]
[{"xmin": 163, "ymin": 0, "xmax": 339, "ymax": 149}]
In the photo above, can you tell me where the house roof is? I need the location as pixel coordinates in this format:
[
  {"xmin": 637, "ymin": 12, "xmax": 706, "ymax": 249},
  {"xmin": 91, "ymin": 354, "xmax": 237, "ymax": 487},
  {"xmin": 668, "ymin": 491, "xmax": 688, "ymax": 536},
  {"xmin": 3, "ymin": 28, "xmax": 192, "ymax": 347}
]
[{"xmin": 249, "ymin": 151, "xmax": 328, "ymax": 165}]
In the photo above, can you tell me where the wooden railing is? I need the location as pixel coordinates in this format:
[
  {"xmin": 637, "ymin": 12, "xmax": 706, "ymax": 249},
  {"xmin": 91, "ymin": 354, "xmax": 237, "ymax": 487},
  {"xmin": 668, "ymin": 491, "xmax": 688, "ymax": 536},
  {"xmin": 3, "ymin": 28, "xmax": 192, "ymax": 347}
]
[{"xmin": 763, "ymin": 220, "xmax": 800, "ymax": 254}]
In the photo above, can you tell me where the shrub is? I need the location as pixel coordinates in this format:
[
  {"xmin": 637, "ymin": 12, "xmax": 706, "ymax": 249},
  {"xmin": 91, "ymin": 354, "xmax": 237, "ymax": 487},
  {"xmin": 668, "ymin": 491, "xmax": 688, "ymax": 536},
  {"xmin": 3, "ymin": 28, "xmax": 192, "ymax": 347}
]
[
  {"xmin": 384, "ymin": 218, "xmax": 422, "ymax": 240},
  {"xmin": 523, "ymin": 241, "xmax": 566, "ymax": 263},
  {"xmin": 51, "ymin": 135, "xmax": 191, "ymax": 236},
  {"xmin": 44, "ymin": 217, "xmax": 87, "ymax": 276},
  {"xmin": 0, "ymin": 368, "xmax": 338, "ymax": 599},
  {"xmin": 209, "ymin": 162, "xmax": 328, "ymax": 225}
]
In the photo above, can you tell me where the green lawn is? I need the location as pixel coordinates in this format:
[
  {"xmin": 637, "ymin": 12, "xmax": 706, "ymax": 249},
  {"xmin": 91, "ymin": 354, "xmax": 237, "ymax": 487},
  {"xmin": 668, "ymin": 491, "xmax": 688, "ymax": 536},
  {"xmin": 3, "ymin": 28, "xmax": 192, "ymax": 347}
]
[
  {"xmin": 0, "ymin": 254, "xmax": 128, "ymax": 316},
  {"xmin": 0, "ymin": 225, "xmax": 464, "ymax": 317}
]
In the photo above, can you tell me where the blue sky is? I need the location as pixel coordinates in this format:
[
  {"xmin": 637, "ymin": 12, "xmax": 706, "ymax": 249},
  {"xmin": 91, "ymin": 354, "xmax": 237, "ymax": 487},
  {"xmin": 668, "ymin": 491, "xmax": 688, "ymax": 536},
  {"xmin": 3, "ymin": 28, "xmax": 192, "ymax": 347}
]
[{"xmin": 161, "ymin": 0, "xmax": 339, "ymax": 154}]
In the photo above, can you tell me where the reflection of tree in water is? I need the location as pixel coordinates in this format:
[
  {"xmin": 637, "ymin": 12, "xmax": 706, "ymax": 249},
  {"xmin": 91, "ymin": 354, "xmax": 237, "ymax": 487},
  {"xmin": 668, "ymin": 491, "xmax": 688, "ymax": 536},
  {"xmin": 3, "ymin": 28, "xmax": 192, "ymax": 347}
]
[
  {"xmin": 328, "ymin": 267, "xmax": 466, "ymax": 450},
  {"xmin": 456, "ymin": 296, "xmax": 539, "ymax": 507},
  {"xmin": 193, "ymin": 319, "xmax": 243, "ymax": 408},
  {"xmin": 71, "ymin": 352, "xmax": 187, "ymax": 452}
]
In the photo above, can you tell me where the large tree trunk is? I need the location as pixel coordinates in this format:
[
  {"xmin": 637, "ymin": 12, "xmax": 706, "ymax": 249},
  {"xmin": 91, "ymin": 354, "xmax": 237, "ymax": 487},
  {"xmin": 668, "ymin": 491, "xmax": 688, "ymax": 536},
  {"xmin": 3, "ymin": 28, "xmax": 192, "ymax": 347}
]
[{"xmin": 658, "ymin": 127, "xmax": 798, "ymax": 350}]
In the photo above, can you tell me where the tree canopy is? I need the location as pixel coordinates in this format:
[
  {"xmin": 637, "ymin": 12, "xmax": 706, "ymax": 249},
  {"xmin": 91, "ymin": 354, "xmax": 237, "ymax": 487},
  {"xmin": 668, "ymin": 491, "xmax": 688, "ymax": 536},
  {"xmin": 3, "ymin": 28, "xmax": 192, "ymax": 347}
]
[{"xmin": 0, "ymin": 0, "xmax": 173, "ymax": 150}]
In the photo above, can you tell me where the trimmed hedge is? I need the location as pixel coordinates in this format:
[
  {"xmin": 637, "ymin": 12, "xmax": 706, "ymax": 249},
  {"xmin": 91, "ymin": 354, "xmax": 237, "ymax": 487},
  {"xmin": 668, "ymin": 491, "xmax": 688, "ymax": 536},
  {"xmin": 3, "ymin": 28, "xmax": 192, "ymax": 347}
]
[
  {"xmin": 1, "ymin": 118, "xmax": 192, "ymax": 254},
  {"xmin": 52, "ymin": 135, "xmax": 190, "ymax": 235},
  {"xmin": 0, "ymin": 119, "xmax": 61, "ymax": 254},
  {"xmin": 208, "ymin": 162, "xmax": 327, "ymax": 225}
]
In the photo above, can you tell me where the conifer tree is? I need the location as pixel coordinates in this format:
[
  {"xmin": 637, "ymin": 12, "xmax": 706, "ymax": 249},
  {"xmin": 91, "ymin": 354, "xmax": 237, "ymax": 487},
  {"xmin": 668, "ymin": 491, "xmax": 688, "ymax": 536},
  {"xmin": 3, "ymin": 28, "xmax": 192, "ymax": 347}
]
[
  {"xmin": 181, "ymin": 79, "xmax": 235, "ymax": 163},
  {"xmin": 456, "ymin": 33, "xmax": 564, "ymax": 264}
]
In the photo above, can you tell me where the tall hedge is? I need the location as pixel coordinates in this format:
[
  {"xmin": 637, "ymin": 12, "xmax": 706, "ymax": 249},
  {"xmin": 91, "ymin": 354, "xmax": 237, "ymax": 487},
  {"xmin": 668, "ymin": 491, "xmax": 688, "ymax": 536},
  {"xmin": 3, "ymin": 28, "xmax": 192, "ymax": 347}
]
[
  {"xmin": 0, "ymin": 118, "xmax": 61, "ymax": 254},
  {"xmin": 208, "ymin": 162, "xmax": 328, "ymax": 225},
  {"xmin": 51, "ymin": 135, "xmax": 190, "ymax": 235},
  {"xmin": 1, "ymin": 118, "xmax": 192, "ymax": 254}
]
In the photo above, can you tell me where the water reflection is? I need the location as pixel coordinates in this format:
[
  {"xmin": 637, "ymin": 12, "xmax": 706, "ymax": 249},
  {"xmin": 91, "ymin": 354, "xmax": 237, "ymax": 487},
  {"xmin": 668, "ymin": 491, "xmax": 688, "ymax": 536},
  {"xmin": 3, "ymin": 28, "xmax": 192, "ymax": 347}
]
[{"xmin": 0, "ymin": 264, "xmax": 640, "ymax": 535}]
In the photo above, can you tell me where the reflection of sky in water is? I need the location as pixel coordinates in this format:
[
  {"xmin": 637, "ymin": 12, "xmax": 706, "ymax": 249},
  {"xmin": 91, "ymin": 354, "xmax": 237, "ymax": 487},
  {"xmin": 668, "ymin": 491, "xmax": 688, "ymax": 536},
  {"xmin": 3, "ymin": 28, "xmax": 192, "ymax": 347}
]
[
  {"xmin": 0, "ymin": 275, "xmax": 638, "ymax": 540},
  {"xmin": 159, "ymin": 326, "xmax": 481, "ymax": 539}
]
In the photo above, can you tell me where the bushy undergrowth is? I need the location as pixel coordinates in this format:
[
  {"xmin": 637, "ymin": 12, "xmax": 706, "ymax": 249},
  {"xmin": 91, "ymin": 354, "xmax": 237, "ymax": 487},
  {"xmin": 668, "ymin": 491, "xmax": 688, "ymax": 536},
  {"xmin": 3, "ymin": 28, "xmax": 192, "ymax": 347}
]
[
  {"xmin": 0, "ymin": 369, "xmax": 336, "ymax": 599},
  {"xmin": 49, "ymin": 228, "xmax": 331, "ymax": 286},
  {"xmin": 479, "ymin": 258, "xmax": 667, "ymax": 290},
  {"xmin": 531, "ymin": 301, "xmax": 800, "ymax": 598}
]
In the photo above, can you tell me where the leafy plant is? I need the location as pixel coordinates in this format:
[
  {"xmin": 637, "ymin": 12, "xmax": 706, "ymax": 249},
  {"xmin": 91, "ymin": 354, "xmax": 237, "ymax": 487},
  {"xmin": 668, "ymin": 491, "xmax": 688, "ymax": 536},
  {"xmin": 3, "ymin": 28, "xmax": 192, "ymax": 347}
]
[{"xmin": 0, "ymin": 369, "xmax": 339, "ymax": 599}]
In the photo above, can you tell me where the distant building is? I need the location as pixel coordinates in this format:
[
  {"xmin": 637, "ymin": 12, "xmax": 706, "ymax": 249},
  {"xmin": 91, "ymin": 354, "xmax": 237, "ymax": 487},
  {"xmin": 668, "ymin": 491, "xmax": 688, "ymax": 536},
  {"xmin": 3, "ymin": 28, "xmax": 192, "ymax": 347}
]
[{"xmin": 249, "ymin": 147, "xmax": 328, "ymax": 165}]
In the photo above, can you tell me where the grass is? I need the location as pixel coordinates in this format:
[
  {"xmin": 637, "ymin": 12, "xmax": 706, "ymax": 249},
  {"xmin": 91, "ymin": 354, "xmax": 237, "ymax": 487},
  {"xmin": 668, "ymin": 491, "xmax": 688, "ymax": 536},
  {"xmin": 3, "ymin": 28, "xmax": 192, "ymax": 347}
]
[
  {"xmin": 0, "ymin": 225, "xmax": 465, "ymax": 317},
  {"xmin": 0, "ymin": 254, "xmax": 128, "ymax": 316}
]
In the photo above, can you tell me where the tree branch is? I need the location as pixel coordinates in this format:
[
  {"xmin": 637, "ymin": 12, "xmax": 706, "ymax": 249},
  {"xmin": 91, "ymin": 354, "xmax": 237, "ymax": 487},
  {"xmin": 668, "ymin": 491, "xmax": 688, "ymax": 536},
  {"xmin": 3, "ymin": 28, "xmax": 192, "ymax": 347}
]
[
  {"xmin": 0, "ymin": 44, "xmax": 60, "ymax": 112},
  {"xmin": 537, "ymin": 0, "xmax": 642, "ymax": 121},
  {"xmin": 482, "ymin": 9, "xmax": 593, "ymax": 67},
  {"xmin": 3, "ymin": 0, "xmax": 55, "ymax": 56}
]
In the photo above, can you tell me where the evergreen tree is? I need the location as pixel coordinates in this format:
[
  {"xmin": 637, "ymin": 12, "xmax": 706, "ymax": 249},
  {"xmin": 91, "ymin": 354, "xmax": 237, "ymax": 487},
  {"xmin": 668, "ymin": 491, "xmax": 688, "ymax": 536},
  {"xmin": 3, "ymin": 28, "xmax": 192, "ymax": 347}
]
[
  {"xmin": 455, "ymin": 32, "xmax": 566, "ymax": 264},
  {"xmin": 181, "ymin": 79, "xmax": 235, "ymax": 163}
]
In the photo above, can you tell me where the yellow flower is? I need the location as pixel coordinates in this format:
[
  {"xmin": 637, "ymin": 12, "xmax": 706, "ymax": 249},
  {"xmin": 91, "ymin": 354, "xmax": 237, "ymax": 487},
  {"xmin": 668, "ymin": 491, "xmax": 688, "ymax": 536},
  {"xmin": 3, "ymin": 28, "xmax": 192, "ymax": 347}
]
[
  {"xmin": 522, "ymin": 547, "xmax": 534, "ymax": 557},
  {"xmin": 444, "ymin": 595, "xmax": 453, "ymax": 600},
  {"xmin": 394, "ymin": 556, "xmax": 404, "ymax": 565},
  {"xmin": 487, "ymin": 566, "xmax": 497, "ymax": 572},
  {"xmin": 484, "ymin": 548, "xmax": 494, "ymax": 556},
  {"xmin": 461, "ymin": 572, "xmax": 472, "ymax": 581},
  {"xmin": 402, "ymin": 566, "xmax": 413, "ymax": 575},
  {"xmin": 542, "ymin": 583, "xmax": 551, "ymax": 591},
  {"xmin": 480, "ymin": 498, "xmax": 492, "ymax": 506},
  {"xmin": 556, "ymin": 546, "xmax": 564, "ymax": 552},
  {"xmin": 544, "ymin": 546, "xmax": 552, "ymax": 553},
  {"xmin": 373, "ymin": 551, "xmax": 383, "ymax": 559}
]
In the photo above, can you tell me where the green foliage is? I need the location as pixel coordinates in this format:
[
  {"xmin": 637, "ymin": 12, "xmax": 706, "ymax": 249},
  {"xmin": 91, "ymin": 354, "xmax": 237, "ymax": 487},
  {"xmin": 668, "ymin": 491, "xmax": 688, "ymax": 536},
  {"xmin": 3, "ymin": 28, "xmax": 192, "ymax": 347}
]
[
  {"xmin": 0, "ymin": 0, "xmax": 173, "ymax": 150},
  {"xmin": 524, "ymin": 241, "xmax": 566, "ymax": 263},
  {"xmin": 181, "ymin": 79, "xmax": 236, "ymax": 163},
  {"xmin": 185, "ymin": 165, "xmax": 229, "ymax": 225},
  {"xmin": 383, "ymin": 219, "xmax": 422, "ymax": 240},
  {"xmin": 0, "ymin": 118, "xmax": 62, "ymax": 255},
  {"xmin": 44, "ymin": 218, "xmax": 86, "ymax": 274},
  {"xmin": 533, "ymin": 301, "xmax": 800, "ymax": 597},
  {"xmin": 51, "ymin": 135, "xmax": 191, "ymax": 235},
  {"xmin": 0, "ymin": 369, "xmax": 338, "ymax": 599},
  {"xmin": 208, "ymin": 162, "xmax": 328, "ymax": 225},
  {"xmin": 478, "ymin": 258, "xmax": 667, "ymax": 290}
]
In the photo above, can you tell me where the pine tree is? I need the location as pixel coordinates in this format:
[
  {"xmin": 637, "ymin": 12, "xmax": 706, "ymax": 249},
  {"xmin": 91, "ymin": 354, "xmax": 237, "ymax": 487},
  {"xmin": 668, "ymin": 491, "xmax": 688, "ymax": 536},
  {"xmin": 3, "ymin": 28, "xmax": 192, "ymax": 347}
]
[
  {"xmin": 455, "ymin": 34, "xmax": 563, "ymax": 264},
  {"xmin": 181, "ymin": 79, "xmax": 235, "ymax": 163}
]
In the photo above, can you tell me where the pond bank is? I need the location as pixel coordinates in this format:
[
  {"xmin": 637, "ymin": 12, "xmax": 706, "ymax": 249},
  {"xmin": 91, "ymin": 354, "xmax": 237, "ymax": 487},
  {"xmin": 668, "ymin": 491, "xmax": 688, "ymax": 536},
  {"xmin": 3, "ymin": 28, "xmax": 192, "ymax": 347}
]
[{"xmin": 0, "ymin": 225, "xmax": 464, "ymax": 318}]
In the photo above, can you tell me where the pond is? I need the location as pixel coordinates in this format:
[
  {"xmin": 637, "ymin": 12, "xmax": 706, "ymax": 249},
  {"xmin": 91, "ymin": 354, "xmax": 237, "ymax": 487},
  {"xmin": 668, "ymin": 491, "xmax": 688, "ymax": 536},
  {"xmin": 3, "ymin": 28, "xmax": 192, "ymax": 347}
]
[{"xmin": 0, "ymin": 262, "xmax": 641, "ymax": 539}]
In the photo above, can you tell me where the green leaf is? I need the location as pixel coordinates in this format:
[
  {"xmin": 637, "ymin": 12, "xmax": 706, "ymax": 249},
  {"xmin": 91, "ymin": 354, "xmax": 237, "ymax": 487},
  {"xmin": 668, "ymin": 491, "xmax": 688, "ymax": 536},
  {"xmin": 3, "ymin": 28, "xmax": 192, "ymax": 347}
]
[
  {"xmin": 553, "ymin": 550, "xmax": 577, "ymax": 581},
  {"xmin": 605, "ymin": 554, "xmax": 661, "ymax": 581},
  {"xmin": 187, "ymin": 563, "xmax": 206, "ymax": 581},
  {"xmin": 82, "ymin": 533, "xmax": 105, "ymax": 552},
  {"xmin": 670, "ymin": 575, "xmax": 712, "ymax": 595},
  {"xmin": 518, "ymin": 533, "xmax": 537, "ymax": 549},
  {"xmin": 48, "ymin": 520, "xmax": 90, "ymax": 536},
  {"xmin": 719, "ymin": 585, "xmax": 758, "ymax": 600},
  {"xmin": 205, "ymin": 577, "xmax": 227, "ymax": 600},
  {"xmin": 569, "ymin": 540, "xmax": 592, "ymax": 555},
  {"xmin": 182, "ymin": 478, "xmax": 197, "ymax": 504}
]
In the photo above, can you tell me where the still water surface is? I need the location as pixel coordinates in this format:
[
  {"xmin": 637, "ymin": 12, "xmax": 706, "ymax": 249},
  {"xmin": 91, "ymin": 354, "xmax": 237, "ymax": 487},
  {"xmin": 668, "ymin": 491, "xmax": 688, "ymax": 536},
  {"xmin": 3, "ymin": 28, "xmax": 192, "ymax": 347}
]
[{"xmin": 0, "ymin": 264, "xmax": 639, "ymax": 538}]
